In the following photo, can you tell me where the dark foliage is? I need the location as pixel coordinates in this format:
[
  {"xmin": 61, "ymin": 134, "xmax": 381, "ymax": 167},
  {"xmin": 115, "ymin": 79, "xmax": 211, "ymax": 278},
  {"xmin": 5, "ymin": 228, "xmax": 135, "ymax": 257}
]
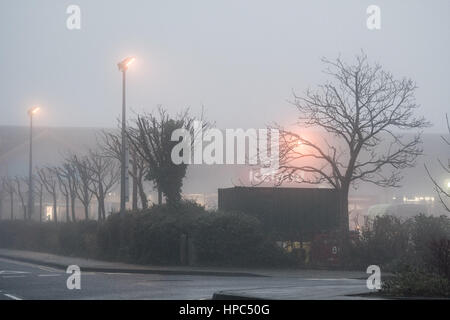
[{"xmin": 0, "ymin": 201, "xmax": 293, "ymax": 267}]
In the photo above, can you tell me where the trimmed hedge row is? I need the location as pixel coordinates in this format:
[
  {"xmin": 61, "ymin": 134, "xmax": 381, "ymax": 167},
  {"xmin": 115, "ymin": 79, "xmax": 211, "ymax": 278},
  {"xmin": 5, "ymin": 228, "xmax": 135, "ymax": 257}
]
[{"xmin": 0, "ymin": 202, "xmax": 294, "ymax": 267}]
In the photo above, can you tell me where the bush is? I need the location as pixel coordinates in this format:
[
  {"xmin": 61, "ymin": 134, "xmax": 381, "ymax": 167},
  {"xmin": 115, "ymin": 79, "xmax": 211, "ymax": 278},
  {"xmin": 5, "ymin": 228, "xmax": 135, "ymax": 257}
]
[
  {"xmin": 58, "ymin": 220, "xmax": 99, "ymax": 257},
  {"xmin": 0, "ymin": 202, "xmax": 298, "ymax": 268},
  {"xmin": 410, "ymin": 215, "xmax": 450, "ymax": 270},
  {"xmin": 348, "ymin": 214, "xmax": 450, "ymax": 271},
  {"xmin": 427, "ymin": 238, "xmax": 450, "ymax": 279},
  {"xmin": 347, "ymin": 215, "xmax": 412, "ymax": 270},
  {"xmin": 97, "ymin": 201, "xmax": 205, "ymax": 264},
  {"xmin": 382, "ymin": 269, "xmax": 450, "ymax": 297},
  {"xmin": 347, "ymin": 214, "xmax": 450, "ymax": 297},
  {"xmin": 194, "ymin": 211, "xmax": 292, "ymax": 267}
]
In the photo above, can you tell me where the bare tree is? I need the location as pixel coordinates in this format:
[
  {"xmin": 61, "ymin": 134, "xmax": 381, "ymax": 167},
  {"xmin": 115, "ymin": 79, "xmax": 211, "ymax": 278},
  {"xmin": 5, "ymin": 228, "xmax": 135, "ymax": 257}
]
[
  {"xmin": 85, "ymin": 150, "xmax": 120, "ymax": 220},
  {"xmin": 271, "ymin": 53, "xmax": 429, "ymax": 233},
  {"xmin": 425, "ymin": 114, "xmax": 450, "ymax": 212},
  {"xmin": 57, "ymin": 161, "xmax": 78, "ymax": 222},
  {"xmin": 100, "ymin": 129, "xmax": 149, "ymax": 210},
  {"xmin": 14, "ymin": 176, "xmax": 28, "ymax": 220},
  {"xmin": 55, "ymin": 166, "xmax": 71, "ymax": 222},
  {"xmin": 33, "ymin": 173, "xmax": 44, "ymax": 223},
  {"xmin": 69, "ymin": 154, "xmax": 94, "ymax": 220},
  {"xmin": 2, "ymin": 177, "xmax": 15, "ymax": 220},
  {"xmin": 37, "ymin": 167, "xmax": 59, "ymax": 223}
]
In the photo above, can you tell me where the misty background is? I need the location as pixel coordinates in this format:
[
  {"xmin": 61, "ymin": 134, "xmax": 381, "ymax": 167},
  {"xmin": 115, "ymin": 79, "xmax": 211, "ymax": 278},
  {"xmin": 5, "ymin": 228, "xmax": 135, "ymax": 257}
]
[
  {"xmin": 0, "ymin": 0, "xmax": 449, "ymax": 216},
  {"xmin": 0, "ymin": 0, "xmax": 449, "ymax": 131}
]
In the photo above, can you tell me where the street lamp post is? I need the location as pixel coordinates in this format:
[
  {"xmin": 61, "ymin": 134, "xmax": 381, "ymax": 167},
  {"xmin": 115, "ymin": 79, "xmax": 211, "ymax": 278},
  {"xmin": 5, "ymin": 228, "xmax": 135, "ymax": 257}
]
[
  {"xmin": 118, "ymin": 57, "xmax": 135, "ymax": 217},
  {"xmin": 27, "ymin": 106, "xmax": 40, "ymax": 220}
]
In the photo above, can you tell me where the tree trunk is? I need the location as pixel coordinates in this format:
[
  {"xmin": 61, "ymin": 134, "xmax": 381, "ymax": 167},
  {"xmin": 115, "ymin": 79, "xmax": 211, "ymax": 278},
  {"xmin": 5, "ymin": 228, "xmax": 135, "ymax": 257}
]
[
  {"xmin": 53, "ymin": 195, "xmax": 58, "ymax": 223},
  {"xmin": 132, "ymin": 162, "xmax": 138, "ymax": 211},
  {"xmin": 338, "ymin": 185, "xmax": 350, "ymax": 235},
  {"xmin": 84, "ymin": 203, "xmax": 89, "ymax": 220},
  {"xmin": 97, "ymin": 197, "xmax": 102, "ymax": 221},
  {"xmin": 100, "ymin": 195, "xmax": 106, "ymax": 220},
  {"xmin": 71, "ymin": 195, "xmax": 76, "ymax": 222},
  {"xmin": 39, "ymin": 192, "xmax": 43, "ymax": 223},
  {"xmin": 158, "ymin": 187, "xmax": 162, "ymax": 205},
  {"xmin": 137, "ymin": 179, "xmax": 148, "ymax": 209},
  {"xmin": 65, "ymin": 194, "xmax": 70, "ymax": 222}
]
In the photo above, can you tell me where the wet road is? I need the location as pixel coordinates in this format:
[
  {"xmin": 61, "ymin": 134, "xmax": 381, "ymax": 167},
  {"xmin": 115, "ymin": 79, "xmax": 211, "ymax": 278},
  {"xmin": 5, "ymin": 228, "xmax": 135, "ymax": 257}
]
[{"xmin": 0, "ymin": 258, "xmax": 369, "ymax": 300}]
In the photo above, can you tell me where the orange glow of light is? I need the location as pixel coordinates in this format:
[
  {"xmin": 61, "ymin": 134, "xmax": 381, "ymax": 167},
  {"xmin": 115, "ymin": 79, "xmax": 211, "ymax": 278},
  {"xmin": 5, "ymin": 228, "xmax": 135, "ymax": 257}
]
[
  {"xmin": 28, "ymin": 106, "xmax": 40, "ymax": 115},
  {"xmin": 126, "ymin": 57, "xmax": 136, "ymax": 67},
  {"xmin": 118, "ymin": 57, "xmax": 136, "ymax": 71}
]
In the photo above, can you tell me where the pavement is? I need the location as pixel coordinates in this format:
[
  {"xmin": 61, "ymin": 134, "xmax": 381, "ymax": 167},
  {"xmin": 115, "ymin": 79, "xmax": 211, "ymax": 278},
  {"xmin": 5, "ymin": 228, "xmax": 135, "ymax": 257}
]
[
  {"xmin": 0, "ymin": 248, "xmax": 263, "ymax": 277},
  {"xmin": 0, "ymin": 249, "xmax": 379, "ymax": 300}
]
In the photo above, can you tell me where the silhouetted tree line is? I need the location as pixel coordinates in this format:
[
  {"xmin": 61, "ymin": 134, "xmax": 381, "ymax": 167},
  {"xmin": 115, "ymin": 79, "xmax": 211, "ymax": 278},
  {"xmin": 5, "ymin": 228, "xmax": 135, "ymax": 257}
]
[{"xmin": 0, "ymin": 107, "xmax": 206, "ymax": 222}]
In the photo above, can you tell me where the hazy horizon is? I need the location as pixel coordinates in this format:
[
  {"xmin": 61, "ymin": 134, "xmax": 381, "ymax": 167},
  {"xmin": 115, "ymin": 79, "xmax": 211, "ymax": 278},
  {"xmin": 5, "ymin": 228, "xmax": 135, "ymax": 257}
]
[{"xmin": 1, "ymin": 0, "xmax": 449, "ymax": 133}]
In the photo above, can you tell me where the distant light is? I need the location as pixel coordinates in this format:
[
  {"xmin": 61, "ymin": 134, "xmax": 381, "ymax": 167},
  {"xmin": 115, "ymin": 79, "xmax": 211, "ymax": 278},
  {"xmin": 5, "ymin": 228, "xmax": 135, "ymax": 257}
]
[
  {"xmin": 448, "ymin": 181, "xmax": 450, "ymax": 189},
  {"xmin": 28, "ymin": 106, "xmax": 40, "ymax": 116},
  {"xmin": 118, "ymin": 57, "xmax": 136, "ymax": 71},
  {"xmin": 126, "ymin": 57, "xmax": 135, "ymax": 67}
]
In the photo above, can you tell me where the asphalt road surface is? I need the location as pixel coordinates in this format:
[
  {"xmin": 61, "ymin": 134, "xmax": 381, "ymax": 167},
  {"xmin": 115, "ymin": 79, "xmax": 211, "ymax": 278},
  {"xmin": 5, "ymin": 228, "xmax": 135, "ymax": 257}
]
[{"xmin": 0, "ymin": 257, "xmax": 369, "ymax": 300}]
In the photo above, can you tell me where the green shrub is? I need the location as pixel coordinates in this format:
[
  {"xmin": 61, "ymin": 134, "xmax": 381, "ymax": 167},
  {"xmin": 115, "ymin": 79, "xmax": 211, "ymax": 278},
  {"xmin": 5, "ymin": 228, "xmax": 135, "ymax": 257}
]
[
  {"xmin": 194, "ymin": 211, "xmax": 291, "ymax": 267},
  {"xmin": 0, "ymin": 220, "xmax": 59, "ymax": 253},
  {"xmin": 348, "ymin": 215, "xmax": 412, "ymax": 270},
  {"xmin": 410, "ymin": 215, "xmax": 450, "ymax": 269},
  {"xmin": 382, "ymin": 269, "xmax": 450, "ymax": 297},
  {"xmin": 0, "ymin": 202, "xmax": 293, "ymax": 268},
  {"xmin": 348, "ymin": 215, "xmax": 450, "ymax": 271},
  {"xmin": 58, "ymin": 221, "xmax": 99, "ymax": 257}
]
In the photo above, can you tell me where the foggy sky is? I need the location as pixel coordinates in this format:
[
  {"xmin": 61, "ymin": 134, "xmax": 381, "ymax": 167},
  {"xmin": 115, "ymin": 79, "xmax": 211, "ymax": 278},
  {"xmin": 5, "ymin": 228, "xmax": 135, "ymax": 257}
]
[{"xmin": 0, "ymin": 0, "xmax": 449, "ymax": 132}]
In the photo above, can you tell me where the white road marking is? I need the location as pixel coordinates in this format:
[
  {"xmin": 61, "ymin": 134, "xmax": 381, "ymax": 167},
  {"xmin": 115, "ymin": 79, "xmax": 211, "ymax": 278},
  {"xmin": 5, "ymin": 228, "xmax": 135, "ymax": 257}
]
[
  {"xmin": 4, "ymin": 293, "xmax": 22, "ymax": 300},
  {"xmin": 305, "ymin": 278, "xmax": 355, "ymax": 281},
  {"xmin": 0, "ymin": 270, "xmax": 30, "ymax": 275},
  {"xmin": 2, "ymin": 275, "xmax": 26, "ymax": 278},
  {"xmin": 38, "ymin": 266, "xmax": 60, "ymax": 273},
  {"xmin": 105, "ymin": 272, "xmax": 133, "ymax": 275},
  {"xmin": 0, "ymin": 258, "xmax": 61, "ymax": 273},
  {"xmin": 38, "ymin": 274, "xmax": 61, "ymax": 277}
]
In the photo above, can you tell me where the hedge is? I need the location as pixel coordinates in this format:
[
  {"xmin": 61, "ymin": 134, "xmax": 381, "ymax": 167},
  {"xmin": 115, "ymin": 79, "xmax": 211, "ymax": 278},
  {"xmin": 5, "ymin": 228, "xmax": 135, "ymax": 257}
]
[{"xmin": 0, "ymin": 201, "xmax": 294, "ymax": 267}]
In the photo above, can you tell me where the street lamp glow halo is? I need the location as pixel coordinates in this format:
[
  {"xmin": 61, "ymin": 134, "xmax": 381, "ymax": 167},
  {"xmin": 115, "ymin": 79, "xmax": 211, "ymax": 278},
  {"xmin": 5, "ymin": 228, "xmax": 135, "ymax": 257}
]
[
  {"xmin": 28, "ymin": 106, "xmax": 40, "ymax": 115},
  {"xmin": 118, "ymin": 57, "xmax": 136, "ymax": 72}
]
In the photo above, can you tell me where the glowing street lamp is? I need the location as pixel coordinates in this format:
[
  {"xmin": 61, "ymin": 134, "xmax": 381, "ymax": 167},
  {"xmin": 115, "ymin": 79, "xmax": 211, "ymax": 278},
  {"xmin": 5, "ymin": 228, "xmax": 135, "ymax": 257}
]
[
  {"xmin": 27, "ymin": 106, "xmax": 40, "ymax": 220},
  {"xmin": 117, "ymin": 57, "xmax": 135, "ymax": 217}
]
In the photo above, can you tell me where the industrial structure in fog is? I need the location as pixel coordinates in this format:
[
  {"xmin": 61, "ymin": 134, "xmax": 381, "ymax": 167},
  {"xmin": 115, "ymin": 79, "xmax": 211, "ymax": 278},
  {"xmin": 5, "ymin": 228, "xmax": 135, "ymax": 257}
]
[{"xmin": 218, "ymin": 187, "xmax": 340, "ymax": 241}]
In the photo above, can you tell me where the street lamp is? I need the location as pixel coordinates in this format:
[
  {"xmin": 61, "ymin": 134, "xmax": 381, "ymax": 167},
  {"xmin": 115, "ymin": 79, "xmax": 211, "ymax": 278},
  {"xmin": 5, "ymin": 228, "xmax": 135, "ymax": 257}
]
[
  {"xmin": 118, "ymin": 57, "xmax": 135, "ymax": 217},
  {"xmin": 27, "ymin": 106, "xmax": 40, "ymax": 220}
]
